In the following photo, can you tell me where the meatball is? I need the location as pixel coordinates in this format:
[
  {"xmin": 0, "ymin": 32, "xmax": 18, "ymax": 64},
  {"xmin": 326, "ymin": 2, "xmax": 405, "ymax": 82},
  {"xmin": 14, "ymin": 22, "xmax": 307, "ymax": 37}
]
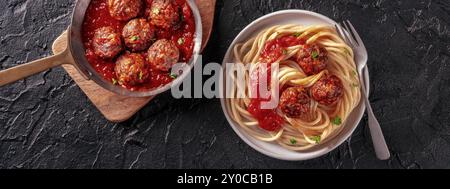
[
  {"xmin": 149, "ymin": 0, "xmax": 180, "ymax": 29},
  {"xmin": 311, "ymin": 75, "xmax": 344, "ymax": 106},
  {"xmin": 108, "ymin": 0, "xmax": 142, "ymax": 21},
  {"xmin": 147, "ymin": 39, "xmax": 180, "ymax": 71},
  {"xmin": 279, "ymin": 87, "xmax": 311, "ymax": 118},
  {"xmin": 92, "ymin": 27, "xmax": 123, "ymax": 59},
  {"xmin": 115, "ymin": 53, "xmax": 150, "ymax": 86},
  {"xmin": 122, "ymin": 18, "xmax": 156, "ymax": 52},
  {"xmin": 296, "ymin": 44, "xmax": 328, "ymax": 76}
]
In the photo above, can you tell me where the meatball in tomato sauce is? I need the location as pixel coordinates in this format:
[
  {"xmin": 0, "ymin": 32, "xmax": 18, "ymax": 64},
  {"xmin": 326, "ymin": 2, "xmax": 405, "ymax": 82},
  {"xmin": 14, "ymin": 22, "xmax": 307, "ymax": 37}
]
[
  {"xmin": 311, "ymin": 75, "xmax": 344, "ymax": 106},
  {"xmin": 279, "ymin": 87, "xmax": 311, "ymax": 118},
  {"xmin": 149, "ymin": 0, "xmax": 180, "ymax": 29},
  {"xmin": 296, "ymin": 44, "xmax": 328, "ymax": 76},
  {"xmin": 115, "ymin": 53, "xmax": 150, "ymax": 86},
  {"xmin": 108, "ymin": 0, "xmax": 142, "ymax": 21},
  {"xmin": 147, "ymin": 39, "xmax": 180, "ymax": 71},
  {"xmin": 122, "ymin": 18, "xmax": 155, "ymax": 52},
  {"xmin": 92, "ymin": 26, "xmax": 123, "ymax": 59}
]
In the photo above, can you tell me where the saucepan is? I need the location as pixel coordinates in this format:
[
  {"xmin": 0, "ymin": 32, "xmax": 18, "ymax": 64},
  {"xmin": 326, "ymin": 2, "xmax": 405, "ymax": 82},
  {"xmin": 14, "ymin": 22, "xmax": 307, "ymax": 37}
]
[{"xmin": 0, "ymin": 0, "xmax": 203, "ymax": 97}]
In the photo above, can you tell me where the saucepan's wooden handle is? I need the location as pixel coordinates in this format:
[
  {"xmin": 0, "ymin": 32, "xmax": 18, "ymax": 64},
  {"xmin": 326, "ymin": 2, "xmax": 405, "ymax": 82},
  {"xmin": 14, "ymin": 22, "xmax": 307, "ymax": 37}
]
[{"xmin": 0, "ymin": 49, "xmax": 71, "ymax": 87}]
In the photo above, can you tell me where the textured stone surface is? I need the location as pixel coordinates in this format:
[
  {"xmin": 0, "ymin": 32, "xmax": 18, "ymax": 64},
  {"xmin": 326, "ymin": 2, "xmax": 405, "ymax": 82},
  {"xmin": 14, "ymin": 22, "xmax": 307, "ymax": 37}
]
[{"xmin": 0, "ymin": 0, "xmax": 449, "ymax": 169}]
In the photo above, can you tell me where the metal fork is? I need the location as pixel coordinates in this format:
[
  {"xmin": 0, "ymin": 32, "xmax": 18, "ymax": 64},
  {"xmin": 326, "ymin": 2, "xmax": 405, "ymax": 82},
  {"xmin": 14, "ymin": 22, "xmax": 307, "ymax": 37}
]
[{"xmin": 335, "ymin": 20, "xmax": 391, "ymax": 160}]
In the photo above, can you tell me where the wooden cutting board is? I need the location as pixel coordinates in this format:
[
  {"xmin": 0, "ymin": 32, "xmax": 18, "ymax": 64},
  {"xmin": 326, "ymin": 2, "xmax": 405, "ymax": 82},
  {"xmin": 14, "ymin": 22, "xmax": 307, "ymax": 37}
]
[{"xmin": 52, "ymin": 0, "xmax": 216, "ymax": 122}]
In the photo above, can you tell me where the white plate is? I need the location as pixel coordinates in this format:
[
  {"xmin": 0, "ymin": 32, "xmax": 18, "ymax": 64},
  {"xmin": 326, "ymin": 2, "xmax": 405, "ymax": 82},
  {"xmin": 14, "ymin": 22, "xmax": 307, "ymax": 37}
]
[{"xmin": 220, "ymin": 10, "xmax": 370, "ymax": 161}]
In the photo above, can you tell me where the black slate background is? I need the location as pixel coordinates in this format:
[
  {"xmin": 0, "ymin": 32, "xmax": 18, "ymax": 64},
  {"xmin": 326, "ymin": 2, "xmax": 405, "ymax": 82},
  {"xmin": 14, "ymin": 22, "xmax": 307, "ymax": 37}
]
[{"xmin": 0, "ymin": 0, "xmax": 449, "ymax": 169}]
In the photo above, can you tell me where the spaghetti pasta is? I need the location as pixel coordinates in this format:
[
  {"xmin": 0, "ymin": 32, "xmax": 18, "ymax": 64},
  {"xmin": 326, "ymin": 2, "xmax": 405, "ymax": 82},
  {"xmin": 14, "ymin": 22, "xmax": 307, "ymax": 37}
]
[{"xmin": 225, "ymin": 24, "xmax": 361, "ymax": 151}]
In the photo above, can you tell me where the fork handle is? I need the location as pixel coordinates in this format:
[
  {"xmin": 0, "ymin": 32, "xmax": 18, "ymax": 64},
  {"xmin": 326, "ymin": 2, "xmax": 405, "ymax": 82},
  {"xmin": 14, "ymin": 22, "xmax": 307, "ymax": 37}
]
[{"xmin": 360, "ymin": 85, "xmax": 391, "ymax": 160}]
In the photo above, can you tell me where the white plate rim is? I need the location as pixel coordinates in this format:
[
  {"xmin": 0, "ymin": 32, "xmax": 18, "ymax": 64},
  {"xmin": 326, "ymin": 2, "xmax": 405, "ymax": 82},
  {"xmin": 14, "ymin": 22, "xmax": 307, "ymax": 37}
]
[{"xmin": 220, "ymin": 9, "xmax": 370, "ymax": 161}]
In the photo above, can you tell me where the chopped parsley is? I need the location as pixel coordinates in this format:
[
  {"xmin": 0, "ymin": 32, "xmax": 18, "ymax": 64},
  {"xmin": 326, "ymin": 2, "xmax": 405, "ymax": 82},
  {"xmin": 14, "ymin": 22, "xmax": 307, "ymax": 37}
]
[
  {"xmin": 293, "ymin": 32, "xmax": 302, "ymax": 37},
  {"xmin": 131, "ymin": 36, "xmax": 139, "ymax": 41},
  {"xmin": 290, "ymin": 138, "xmax": 297, "ymax": 145},
  {"xmin": 112, "ymin": 78, "xmax": 118, "ymax": 85},
  {"xmin": 332, "ymin": 116, "xmax": 342, "ymax": 126},
  {"xmin": 344, "ymin": 49, "xmax": 351, "ymax": 55},
  {"xmin": 152, "ymin": 8, "xmax": 160, "ymax": 15},
  {"xmin": 282, "ymin": 49, "xmax": 288, "ymax": 55},
  {"xmin": 169, "ymin": 73, "xmax": 178, "ymax": 79},
  {"xmin": 180, "ymin": 13, "xmax": 184, "ymax": 22},
  {"xmin": 311, "ymin": 136, "xmax": 321, "ymax": 144},
  {"xmin": 124, "ymin": 59, "xmax": 131, "ymax": 65},
  {"xmin": 311, "ymin": 51, "xmax": 319, "ymax": 60},
  {"xmin": 177, "ymin": 37, "xmax": 185, "ymax": 45}
]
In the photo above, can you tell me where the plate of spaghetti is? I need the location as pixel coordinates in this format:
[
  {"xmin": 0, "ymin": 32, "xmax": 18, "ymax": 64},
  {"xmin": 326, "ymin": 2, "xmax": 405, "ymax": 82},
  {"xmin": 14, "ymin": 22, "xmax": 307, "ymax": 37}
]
[{"xmin": 221, "ymin": 10, "xmax": 370, "ymax": 161}]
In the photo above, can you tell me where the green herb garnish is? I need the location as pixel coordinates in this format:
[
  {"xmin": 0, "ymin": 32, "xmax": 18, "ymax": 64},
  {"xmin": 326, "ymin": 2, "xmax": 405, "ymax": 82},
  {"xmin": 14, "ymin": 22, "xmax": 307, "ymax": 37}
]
[
  {"xmin": 131, "ymin": 36, "xmax": 139, "ymax": 41},
  {"xmin": 290, "ymin": 138, "xmax": 297, "ymax": 145},
  {"xmin": 177, "ymin": 37, "xmax": 185, "ymax": 45},
  {"xmin": 344, "ymin": 49, "xmax": 351, "ymax": 55},
  {"xmin": 311, "ymin": 136, "xmax": 321, "ymax": 144},
  {"xmin": 169, "ymin": 73, "xmax": 178, "ymax": 79},
  {"xmin": 152, "ymin": 8, "xmax": 160, "ymax": 15},
  {"xmin": 293, "ymin": 32, "xmax": 302, "ymax": 37},
  {"xmin": 112, "ymin": 78, "xmax": 118, "ymax": 85},
  {"xmin": 311, "ymin": 51, "xmax": 319, "ymax": 60},
  {"xmin": 180, "ymin": 13, "xmax": 184, "ymax": 22},
  {"xmin": 139, "ymin": 71, "xmax": 144, "ymax": 80},
  {"xmin": 332, "ymin": 116, "xmax": 342, "ymax": 126},
  {"xmin": 282, "ymin": 49, "xmax": 288, "ymax": 55}
]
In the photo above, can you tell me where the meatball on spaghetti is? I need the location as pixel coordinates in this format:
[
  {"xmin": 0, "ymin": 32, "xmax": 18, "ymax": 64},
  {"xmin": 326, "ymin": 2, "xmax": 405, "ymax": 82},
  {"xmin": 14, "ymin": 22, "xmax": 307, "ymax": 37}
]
[
  {"xmin": 115, "ymin": 53, "xmax": 150, "ymax": 86},
  {"xmin": 149, "ymin": 0, "xmax": 180, "ymax": 29},
  {"xmin": 122, "ymin": 18, "xmax": 155, "ymax": 51},
  {"xmin": 296, "ymin": 44, "xmax": 328, "ymax": 76},
  {"xmin": 147, "ymin": 39, "xmax": 180, "ymax": 71},
  {"xmin": 279, "ymin": 87, "xmax": 311, "ymax": 118},
  {"xmin": 311, "ymin": 75, "xmax": 344, "ymax": 106},
  {"xmin": 108, "ymin": 0, "xmax": 142, "ymax": 21},
  {"xmin": 92, "ymin": 26, "xmax": 123, "ymax": 59}
]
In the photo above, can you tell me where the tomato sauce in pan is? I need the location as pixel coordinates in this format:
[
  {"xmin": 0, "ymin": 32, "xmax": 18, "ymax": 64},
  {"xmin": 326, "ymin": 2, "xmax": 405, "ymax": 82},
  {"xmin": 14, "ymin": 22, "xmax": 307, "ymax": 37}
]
[{"xmin": 82, "ymin": 0, "xmax": 196, "ymax": 91}]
